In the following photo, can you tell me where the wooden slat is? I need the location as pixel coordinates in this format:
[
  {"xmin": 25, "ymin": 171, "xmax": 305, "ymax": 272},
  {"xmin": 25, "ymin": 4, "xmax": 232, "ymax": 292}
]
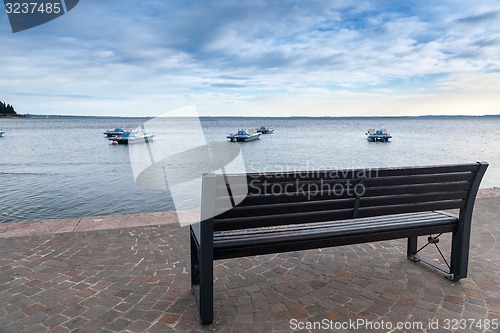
[
  {"xmin": 215, "ymin": 178, "xmax": 361, "ymax": 196},
  {"xmin": 369, "ymin": 164, "xmax": 478, "ymax": 177},
  {"xmin": 357, "ymin": 200, "xmax": 466, "ymax": 218},
  {"xmin": 246, "ymin": 179, "xmax": 358, "ymax": 194},
  {"xmin": 217, "ymin": 172, "xmax": 474, "ymax": 194},
  {"xmin": 242, "ymin": 169, "xmax": 371, "ymax": 182},
  {"xmin": 218, "ymin": 163, "xmax": 479, "ymax": 183},
  {"xmin": 363, "ymin": 172, "xmax": 474, "ymax": 187},
  {"xmin": 213, "ymin": 209, "xmax": 354, "ymax": 231},
  {"xmin": 215, "ymin": 189, "xmax": 356, "ymax": 209},
  {"xmin": 359, "ymin": 191, "xmax": 468, "ymax": 208},
  {"xmin": 362, "ymin": 182, "xmax": 471, "ymax": 197},
  {"xmin": 216, "ymin": 198, "xmax": 355, "ymax": 219}
]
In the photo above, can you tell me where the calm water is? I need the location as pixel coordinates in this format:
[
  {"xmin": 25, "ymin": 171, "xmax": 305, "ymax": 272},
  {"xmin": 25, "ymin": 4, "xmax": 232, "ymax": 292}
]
[{"xmin": 0, "ymin": 116, "xmax": 498, "ymax": 223}]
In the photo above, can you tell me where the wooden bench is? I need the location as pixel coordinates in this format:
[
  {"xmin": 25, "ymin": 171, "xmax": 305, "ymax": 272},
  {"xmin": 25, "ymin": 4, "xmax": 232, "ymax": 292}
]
[{"xmin": 190, "ymin": 162, "xmax": 488, "ymax": 324}]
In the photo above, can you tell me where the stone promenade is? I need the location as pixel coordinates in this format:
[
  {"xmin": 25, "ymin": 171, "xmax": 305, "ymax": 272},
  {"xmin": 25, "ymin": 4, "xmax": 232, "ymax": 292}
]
[{"xmin": 0, "ymin": 196, "xmax": 499, "ymax": 332}]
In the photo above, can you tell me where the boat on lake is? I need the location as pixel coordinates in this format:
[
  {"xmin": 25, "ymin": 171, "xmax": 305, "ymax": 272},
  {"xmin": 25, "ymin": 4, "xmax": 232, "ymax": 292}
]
[
  {"xmin": 227, "ymin": 129, "xmax": 261, "ymax": 142},
  {"xmin": 109, "ymin": 130, "xmax": 156, "ymax": 145},
  {"xmin": 103, "ymin": 127, "xmax": 127, "ymax": 137},
  {"xmin": 0, "ymin": 130, "xmax": 4, "ymax": 137},
  {"xmin": 256, "ymin": 126, "xmax": 274, "ymax": 134},
  {"xmin": 366, "ymin": 129, "xmax": 392, "ymax": 142}
]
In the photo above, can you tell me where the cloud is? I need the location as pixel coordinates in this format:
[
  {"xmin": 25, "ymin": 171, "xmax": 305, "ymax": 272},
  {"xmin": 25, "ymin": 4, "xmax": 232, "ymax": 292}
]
[
  {"xmin": 1, "ymin": 0, "xmax": 500, "ymax": 116},
  {"xmin": 209, "ymin": 83, "xmax": 248, "ymax": 88},
  {"xmin": 455, "ymin": 10, "xmax": 499, "ymax": 24}
]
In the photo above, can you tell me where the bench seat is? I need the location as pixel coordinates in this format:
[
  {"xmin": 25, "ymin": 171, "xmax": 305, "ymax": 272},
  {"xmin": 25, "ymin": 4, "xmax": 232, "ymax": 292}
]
[{"xmin": 213, "ymin": 211, "xmax": 457, "ymax": 259}]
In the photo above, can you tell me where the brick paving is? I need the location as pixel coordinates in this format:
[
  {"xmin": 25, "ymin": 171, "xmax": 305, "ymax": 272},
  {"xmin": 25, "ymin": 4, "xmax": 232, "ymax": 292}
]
[{"xmin": 0, "ymin": 197, "xmax": 499, "ymax": 332}]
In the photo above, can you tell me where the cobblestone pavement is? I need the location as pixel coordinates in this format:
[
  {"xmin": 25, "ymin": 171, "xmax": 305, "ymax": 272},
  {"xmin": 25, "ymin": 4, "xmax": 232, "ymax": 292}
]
[{"xmin": 0, "ymin": 197, "xmax": 499, "ymax": 333}]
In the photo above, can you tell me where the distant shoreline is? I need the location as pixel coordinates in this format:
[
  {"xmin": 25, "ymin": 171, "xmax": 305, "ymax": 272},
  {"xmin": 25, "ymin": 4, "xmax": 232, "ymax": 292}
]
[
  {"xmin": 0, "ymin": 114, "xmax": 26, "ymax": 118},
  {"xmin": 4, "ymin": 114, "xmax": 500, "ymax": 119}
]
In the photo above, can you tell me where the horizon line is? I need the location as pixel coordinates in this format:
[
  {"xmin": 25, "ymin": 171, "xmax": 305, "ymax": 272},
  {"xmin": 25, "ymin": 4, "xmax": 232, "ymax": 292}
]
[{"xmin": 13, "ymin": 113, "xmax": 500, "ymax": 119}]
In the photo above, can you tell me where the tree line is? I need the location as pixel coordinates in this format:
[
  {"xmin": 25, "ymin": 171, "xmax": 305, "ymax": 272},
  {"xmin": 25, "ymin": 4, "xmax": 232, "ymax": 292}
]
[{"xmin": 0, "ymin": 101, "xmax": 18, "ymax": 115}]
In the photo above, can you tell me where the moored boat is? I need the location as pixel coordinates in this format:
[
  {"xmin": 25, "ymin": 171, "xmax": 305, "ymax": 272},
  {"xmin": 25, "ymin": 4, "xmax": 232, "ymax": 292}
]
[
  {"xmin": 103, "ymin": 127, "xmax": 127, "ymax": 137},
  {"xmin": 227, "ymin": 129, "xmax": 261, "ymax": 142},
  {"xmin": 256, "ymin": 126, "xmax": 274, "ymax": 134},
  {"xmin": 366, "ymin": 129, "xmax": 392, "ymax": 142},
  {"xmin": 109, "ymin": 130, "xmax": 156, "ymax": 145}
]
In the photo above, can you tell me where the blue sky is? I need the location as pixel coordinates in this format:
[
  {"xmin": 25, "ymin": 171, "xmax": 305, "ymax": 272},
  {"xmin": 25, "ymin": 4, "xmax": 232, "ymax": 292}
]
[{"xmin": 1, "ymin": 1, "xmax": 500, "ymax": 116}]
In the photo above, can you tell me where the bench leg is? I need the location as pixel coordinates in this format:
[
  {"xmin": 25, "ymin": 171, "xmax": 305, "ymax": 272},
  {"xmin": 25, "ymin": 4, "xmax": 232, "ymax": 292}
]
[
  {"xmin": 190, "ymin": 232, "xmax": 214, "ymax": 324},
  {"xmin": 407, "ymin": 236, "xmax": 418, "ymax": 261},
  {"xmin": 450, "ymin": 226, "xmax": 470, "ymax": 281},
  {"xmin": 190, "ymin": 232, "xmax": 200, "ymax": 288},
  {"xmin": 198, "ymin": 251, "xmax": 213, "ymax": 324},
  {"xmin": 407, "ymin": 231, "xmax": 470, "ymax": 281}
]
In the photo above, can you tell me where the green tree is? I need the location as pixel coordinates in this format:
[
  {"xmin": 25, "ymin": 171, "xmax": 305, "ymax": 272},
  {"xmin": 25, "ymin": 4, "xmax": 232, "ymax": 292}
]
[{"xmin": 0, "ymin": 101, "xmax": 18, "ymax": 115}]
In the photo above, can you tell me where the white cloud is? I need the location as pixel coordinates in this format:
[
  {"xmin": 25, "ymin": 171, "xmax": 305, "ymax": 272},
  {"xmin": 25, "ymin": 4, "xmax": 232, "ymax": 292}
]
[
  {"xmin": 1, "ymin": 1, "xmax": 500, "ymax": 116},
  {"xmin": 436, "ymin": 72, "xmax": 500, "ymax": 92}
]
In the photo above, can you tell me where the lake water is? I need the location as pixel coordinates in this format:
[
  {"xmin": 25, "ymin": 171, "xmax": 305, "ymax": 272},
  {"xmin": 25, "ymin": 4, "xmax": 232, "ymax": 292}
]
[{"xmin": 0, "ymin": 116, "xmax": 498, "ymax": 223}]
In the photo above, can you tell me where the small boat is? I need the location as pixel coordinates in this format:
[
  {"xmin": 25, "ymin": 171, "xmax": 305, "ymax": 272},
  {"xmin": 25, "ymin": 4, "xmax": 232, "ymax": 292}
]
[
  {"xmin": 0, "ymin": 130, "xmax": 4, "ymax": 137},
  {"xmin": 227, "ymin": 129, "xmax": 261, "ymax": 142},
  {"xmin": 103, "ymin": 127, "xmax": 127, "ymax": 137},
  {"xmin": 256, "ymin": 126, "xmax": 274, "ymax": 134},
  {"xmin": 109, "ymin": 130, "xmax": 156, "ymax": 145},
  {"xmin": 366, "ymin": 129, "xmax": 392, "ymax": 142}
]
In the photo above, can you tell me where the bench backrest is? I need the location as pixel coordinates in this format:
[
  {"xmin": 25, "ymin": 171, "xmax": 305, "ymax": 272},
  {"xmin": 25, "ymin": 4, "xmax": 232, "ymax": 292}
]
[{"xmin": 202, "ymin": 163, "xmax": 488, "ymax": 232}]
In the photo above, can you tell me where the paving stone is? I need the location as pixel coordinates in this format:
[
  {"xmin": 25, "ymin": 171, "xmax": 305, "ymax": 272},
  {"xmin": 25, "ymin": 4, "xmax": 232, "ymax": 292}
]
[
  {"xmin": 126, "ymin": 319, "xmax": 151, "ymax": 333},
  {"xmin": 105, "ymin": 318, "xmax": 132, "ymax": 331},
  {"xmin": 46, "ymin": 325, "xmax": 70, "ymax": 333},
  {"xmin": 82, "ymin": 318, "xmax": 106, "ymax": 333},
  {"xmin": 62, "ymin": 316, "xmax": 89, "ymax": 331},
  {"xmin": 42, "ymin": 313, "xmax": 70, "ymax": 329},
  {"xmin": 5, "ymin": 320, "xmax": 27, "ymax": 333}
]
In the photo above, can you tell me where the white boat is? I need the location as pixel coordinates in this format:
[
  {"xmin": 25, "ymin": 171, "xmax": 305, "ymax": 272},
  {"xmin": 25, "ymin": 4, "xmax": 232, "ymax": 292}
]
[
  {"xmin": 109, "ymin": 130, "xmax": 155, "ymax": 145},
  {"xmin": 227, "ymin": 129, "xmax": 261, "ymax": 142},
  {"xmin": 366, "ymin": 129, "xmax": 392, "ymax": 142},
  {"xmin": 256, "ymin": 126, "xmax": 274, "ymax": 134},
  {"xmin": 103, "ymin": 127, "xmax": 127, "ymax": 137}
]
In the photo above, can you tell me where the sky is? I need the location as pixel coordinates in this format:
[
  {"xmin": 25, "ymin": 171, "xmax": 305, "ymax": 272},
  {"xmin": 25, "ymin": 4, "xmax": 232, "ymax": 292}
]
[{"xmin": 1, "ymin": 0, "xmax": 500, "ymax": 117}]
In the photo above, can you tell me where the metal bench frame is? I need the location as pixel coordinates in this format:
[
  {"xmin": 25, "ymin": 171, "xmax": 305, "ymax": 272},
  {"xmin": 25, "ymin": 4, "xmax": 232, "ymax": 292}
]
[{"xmin": 190, "ymin": 162, "xmax": 488, "ymax": 324}]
